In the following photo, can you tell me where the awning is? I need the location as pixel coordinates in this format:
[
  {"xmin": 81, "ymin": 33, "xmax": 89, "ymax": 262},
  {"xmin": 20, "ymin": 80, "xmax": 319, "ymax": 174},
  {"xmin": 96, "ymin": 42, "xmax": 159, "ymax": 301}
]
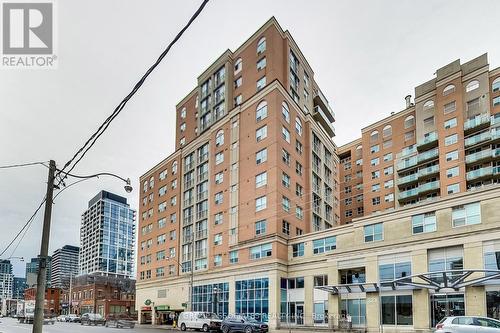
[{"xmin": 315, "ymin": 269, "xmax": 500, "ymax": 294}]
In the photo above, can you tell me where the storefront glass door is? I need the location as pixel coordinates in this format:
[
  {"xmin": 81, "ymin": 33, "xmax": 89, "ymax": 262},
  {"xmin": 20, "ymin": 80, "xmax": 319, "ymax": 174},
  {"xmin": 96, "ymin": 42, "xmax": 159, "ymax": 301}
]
[{"xmin": 430, "ymin": 294, "xmax": 465, "ymax": 327}]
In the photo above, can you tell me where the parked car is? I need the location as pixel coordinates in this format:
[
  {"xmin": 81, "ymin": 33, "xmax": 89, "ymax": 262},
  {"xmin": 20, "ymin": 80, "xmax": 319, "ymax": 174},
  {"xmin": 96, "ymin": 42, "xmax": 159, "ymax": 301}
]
[
  {"xmin": 178, "ymin": 311, "xmax": 222, "ymax": 332},
  {"xmin": 221, "ymin": 316, "xmax": 268, "ymax": 333},
  {"xmin": 43, "ymin": 316, "xmax": 56, "ymax": 325},
  {"xmin": 81, "ymin": 313, "xmax": 106, "ymax": 326},
  {"xmin": 105, "ymin": 314, "xmax": 135, "ymax": 329},
  {"xmin": 436, "ymin": 316, "xmax": 500, "ymax": 332},
  {"xmin": 56, "ymin": 315, "xmax": 67, "ymax": 322},
  {"xmin": 66, "ymin": 314, "xmax": 81, "ymax": 322}
]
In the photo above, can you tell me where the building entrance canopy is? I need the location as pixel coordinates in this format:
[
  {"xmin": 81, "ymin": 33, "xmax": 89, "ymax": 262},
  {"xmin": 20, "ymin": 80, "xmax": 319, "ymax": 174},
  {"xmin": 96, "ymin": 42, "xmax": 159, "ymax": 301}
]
[{"xmin": 315, "ymin": 269, "xmax": 500, "ymax": 295}]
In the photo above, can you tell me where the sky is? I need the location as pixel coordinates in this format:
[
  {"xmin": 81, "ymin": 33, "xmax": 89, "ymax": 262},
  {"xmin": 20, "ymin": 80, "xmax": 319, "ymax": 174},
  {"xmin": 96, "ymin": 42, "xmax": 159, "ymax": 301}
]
[{"xmin": 1, "ymin": 0, "xmax": 499, "ymax": 277}]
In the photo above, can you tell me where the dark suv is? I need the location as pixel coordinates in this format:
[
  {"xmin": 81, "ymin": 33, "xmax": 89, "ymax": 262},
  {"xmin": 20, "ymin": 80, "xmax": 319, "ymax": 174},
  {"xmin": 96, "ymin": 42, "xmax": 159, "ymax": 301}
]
[
  {"xmin": 221, "ymin": 316, "xmax": 268, "ymax": 333},
  {"xmin": 81, "ymin": 313, "xmax": 106, "ymax": 326}
]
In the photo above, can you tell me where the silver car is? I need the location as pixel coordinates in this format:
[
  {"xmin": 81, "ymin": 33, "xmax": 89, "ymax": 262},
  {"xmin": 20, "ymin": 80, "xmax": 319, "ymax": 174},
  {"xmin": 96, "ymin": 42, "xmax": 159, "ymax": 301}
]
[{"xmin": 436, "ymin": 316, "xmax": 500, "ymax": 332}]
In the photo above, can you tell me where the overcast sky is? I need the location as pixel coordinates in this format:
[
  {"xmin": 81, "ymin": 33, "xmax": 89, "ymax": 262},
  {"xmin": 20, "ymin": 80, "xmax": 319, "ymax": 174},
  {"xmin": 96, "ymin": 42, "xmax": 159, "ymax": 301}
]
[{"xmin": 1, "ymin": 0, "xmax": 499, "ymax": 277}]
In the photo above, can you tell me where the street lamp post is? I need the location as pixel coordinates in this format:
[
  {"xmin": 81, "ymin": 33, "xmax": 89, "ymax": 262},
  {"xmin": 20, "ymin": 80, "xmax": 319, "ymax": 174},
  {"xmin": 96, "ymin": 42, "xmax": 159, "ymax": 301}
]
[
  {"xmin": 32, "ymin": 160, "xmax": 133, "ymax": 333},
  {"xmin": 212, "ymin": 286, "xmax": 219, "ymax": 316}
]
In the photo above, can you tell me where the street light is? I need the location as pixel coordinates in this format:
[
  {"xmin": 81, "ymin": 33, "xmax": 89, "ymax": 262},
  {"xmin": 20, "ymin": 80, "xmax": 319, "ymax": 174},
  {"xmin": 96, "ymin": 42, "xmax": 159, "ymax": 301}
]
[{"xmin": 212, "ymin": 286, "xmax": 219, "ymax": 316}]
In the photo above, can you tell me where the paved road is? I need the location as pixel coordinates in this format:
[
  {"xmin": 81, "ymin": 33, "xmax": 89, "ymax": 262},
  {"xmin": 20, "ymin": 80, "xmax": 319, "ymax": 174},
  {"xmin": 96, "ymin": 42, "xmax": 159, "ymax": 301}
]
[{"xmin": 0, "ymin": 317, "xmax": 177, "ymax": 333}]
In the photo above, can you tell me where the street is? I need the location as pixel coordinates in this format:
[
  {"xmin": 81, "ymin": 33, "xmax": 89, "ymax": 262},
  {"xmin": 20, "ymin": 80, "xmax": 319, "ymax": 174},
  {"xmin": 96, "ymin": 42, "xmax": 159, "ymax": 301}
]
[{"xmin": 0, "ymin": 317, "xmax": 176, "ymax": 333}]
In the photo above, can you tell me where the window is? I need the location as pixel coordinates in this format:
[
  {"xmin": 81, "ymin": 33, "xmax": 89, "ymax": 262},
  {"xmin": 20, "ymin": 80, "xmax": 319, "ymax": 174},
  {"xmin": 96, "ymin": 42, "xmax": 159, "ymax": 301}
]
[
  {"xmin": 345, "ymin": 210, "xmax": 353, "ymax": 217},
  {"xmin": 180, "ymin": 137, "xmax": 185, "ymax": 146},
  {"xmin": 234, "ymin": 94, "xmax": 242, "ymax": 106},
  {"xmin": 257, "ymin": 37, "xmax": 266, "ymax": 54},
  {"xmin": 383, "ymin": 140, "xmax": 392, "ymax": 149},
  {"xmin": 295, "ymin": 118, "xmax": 303, "ymax": 136},
  {"xmin": 372, "ymin": 183, "xmax": 381, "ymax": 192},
  {"xmin": 412, "ymin": 212, "xmax": 436, "ymax": 234},
  {"xmin": 370, "ymin": 130, "xmax": 379, "ymax": 142},
  {"xmin": 372, "ymin": 171, "xmax": 380, "ymax": 179},
  {"xmin": 444, "ymin": 118, "xmax": 457, "ymax": 129},
  {"xmin": 234, "ymin": 58, "xmax": 242, "ymax": 74},
  {"xmin": 296, "ymin": 206, "xmax": 303, "ymax": 220},
  {"xmin": 295, "ymin": 140, "xmax": 303, "ymax": 155},
  {"xmin": 214, "ymin": 212, "xmax": 223, "ymax": 225},
  {"xmin": 383, "ymin": 153, "xmax": 393, "ymax": 162},
  {"xmin": 255, "ymin": 220, "xmax": 266, "ymax": 235},
  {"xmin": 180, "ymin": 107, "xmax": 186, "ymax": 119},
  {"xmin": 444, "ymin": 101, "xmax": 456, "ymax": 114},
  {"xmin": 423, "ymin": 100, "xmax": 434, "ymax": 110},
  {"xmin": 447, "ymin": 166, "xmax": 459, "ymax": 178},
  {"xmin": 282, "ymin": 220, "xmax": 290, "ymax": 235},
  {"xmin": 423, "ymin": 116, "xmax": 434, "ymax": 126},
  {"xmin": 372, "ymin": 197, "xmax": 380, "ymax": 205},
  {"xmin": 214, "ymin": 255, "xmax": 222, "ymax": 267},
  {"xmin": 159, "ymin": 185, "xmax": 167, "ymax": 196},
  {"xmin": 158, "ymin": 218, "xmax": 166, "ymax": 229},
  {"xmin": 282, "ymin": 196, "xmax": 290, "ymax": 212},
  {"xmin": 384, "ymin": 180, "xmax": 394, "ymax": 189},
  {"xmin": 313, "ymin": 237, "xmax": 336, "ymax": 254},
  {"xmin": 466, "ymin": 80, "xmax": 480, "ymax": 92},
  {"xmin": 282, "ymin": 172, "xmax": 290, "ymax": 188},
  {"xmin": 494, "ymin": 96, "xmax": 500, "ymax": 107},
  {"xmin": 229, "ymin": 250, "xmax": 238, "ymax": 264},
  {"xmin": 215, "ymin": 130, "xmax": 224, "ymax": 146},
  {"xmin": 447, "ymin": 183, "xmax": 460, "ymax": 194},
  {"xmin": 214, "ymin": 192, "xmax": 223, "ymax": 205},
  {"xmin": 295, "ymin": 161, "xmax": 303, "ymax": 176},
  {"xmin": 172, "ymin": 161, "xmax": 178, "ymax": 174},
  {"xmin": 257, "ymin": 77, "xmax": 266, "ymax": 91},
  {"xmin": 404, "ymin": 131, "xmax": 414, "ymax": 141},
  {"xmin": 446, "ymin": 150, "xmax": 458, "ymax": 161},
  {"xmin": 443, "ymin": 84, "xmax": 456, "ymax": 96},
  {"xmin": 250, "ymin": 243, "xmax": 272, "ymax": 259},
  {"xmin": 296, "ymin": 184, "xmax": 303, "ymax": 197},
  {"xmin": 292, "ymin": 243, "xmax": 304, "ymax": 257},
  {"xmin": 256, "ymin": 125, "xmax": 268, "ymax": 141},
  {"xmin": 255, "ymin": 172, "xmax": 267, "ymax": 188},
  {"xmin": 256, "ymin": 57, "xmax": 266, "ymax": 70},
  {"xmin": 379, "ymin": 256, "xmax": 412, "ymax": 282},
  {"xmin": 445, "ymin": 133, "xmax": 458, "ymax": 146},
  {"xmin": 404, "ymin": 115, "xmax": 415, "ymax": 128},
  {"xmin": 180, "ymin": 122, "xmax": 186, "ymax": 132},
  {"xmin": 282, "ymin": 149, "xmax": 290, "ymax": 165},
  {"xmin": 381, "ymin": 295, "xmax": 413, "ymax": 325},
  {"xmin": 256, "ymin": 100, "xmax": 268, "ymax": 121},
  {"xmin": 383, "ymin": 125, "xmax": 392, "ymax": 138},
  {"xmin": 370, "ymin": 157, "xmax": 379, "ymax": 166},
  {"xmin": 493, "ymin": 77, "xmax": 500, "ymax": 92},
  {"xmin": 282, "ymin": 102, "xmax": 290, "ymax": 123},
  {"xmin": 215, "ymin": 152, "xmax": 224, "ymax": 165},
  {"xmin": 384, "ymin": 166, "xmax": 393, "ymax": 175},
  {"xmin": 214, "ymin": 233, "xmax": 222, "ymax": 246},
  {"xmin": 467, "ymin": 98, "xmax": 480, "ymax": 112},
  {"xmin": 255, "ymin": 196, "xmax": 267, "ymax": 212},
  {"xmin": 370, "ymin": 144, "xmax": 380, "ymax": 154},
  {"xmin": 452, "ymin": 202, "xmax": 480, "ymax": 227},
  {"xmin": 364, "ymin": 223, "xmax": 383, "ymax": 242},
  {"xmin": 215, "ymin": 172, "xmax": 224, "ymax": 184},
  {"xmin": 169, "ymin": 230, "xmax": 176, "ymax": 240},
  {"xmin": 282, "ymin": 126, "xmax": 290, "ymax": 143},
  {"xmin": 256, "ymin": 148, "xmax": 267, "ymax": 164}
]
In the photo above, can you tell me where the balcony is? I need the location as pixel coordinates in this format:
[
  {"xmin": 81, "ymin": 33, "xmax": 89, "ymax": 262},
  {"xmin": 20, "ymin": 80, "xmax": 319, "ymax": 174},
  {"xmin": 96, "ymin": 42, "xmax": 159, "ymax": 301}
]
[
  {"xmin": 466, "ymin": 167, "xmax": 493, "ymax": 181},
  {"xmin": 183, "ymin": 198, "xmax": 194, "ymax": 207},
  {"xmin": 196, "ymin": 191, "xmax": 208, "ymax": 202},
  {"xmin": 398, "ymin": 188, "xmax": 419, "ymax": 201},
  {"xmin": 418, "ymin": 164, "xmax": 440, "ymax": 179},
  {"xmin": 465, "ymin": 131, "xmax": 491, "ymax": 147},
  {"xmin": 184, "ymin": 179, "xmax": 194, "ymax": 189},
  {"xmin": 195, "ymin": 249, "xmax": 207, "ymax": 259},
  {"xmin": 417, "ymin": 132, "xmax": 438, "ymax": 152},
  {"xmin": 491, "ymin": 128, "xmax": 500, "ymax": 142},
  {"xmin": 418, "ymin": 180, "xmax": 440, "ymax": 195},
  {"xmin": 196, "ymin": 210, "xmax": 208, "ymax": 220},
  {"xmin": 465, "ymin": 149, "xmax": 492, "ymax": 164},
  {"xmin": 197, "ymin": 172, "xmax": 208, "ymax": 182},
  {"xmin": 312, "ymin": 105, "xmax": 335, "ymax": 137},
  {"xmin": 400, "ymin": 145, "xmax": 417, "ymax": 158},
  {"xmin": 313, "ymin": 88, "xmax": 335, "ymax": 121},
  {"xmin": 195, "ymin": 229, "xmax": 208, "ymax": 239},
  {"xmin": 397, "ymin": 156, "xmax": 418, "ymax": 172},
  {"xmin": 397, "ymin": 173, "xmax": 418, "ymax": 187},
  {"xmin": 312, "ymin": 162, "xmax": 321, "ymax": 174},
  {"xmin": 182, "ymin": 253, "xmax": 192, "ymax": 262},
  {"xmin": 417, "ymin": 148, "xmax": 439, "ymax": 164},
  {"xmin": 464, "ymin": 114, "xmax": 490, "ymax": 134},
  {"xmin": 183, "ymin": 214, "xmax": 193, "ymax": 226},
  {"xmin": 493, "ymin": 148, "xmax": 500, "ymax": 158}
]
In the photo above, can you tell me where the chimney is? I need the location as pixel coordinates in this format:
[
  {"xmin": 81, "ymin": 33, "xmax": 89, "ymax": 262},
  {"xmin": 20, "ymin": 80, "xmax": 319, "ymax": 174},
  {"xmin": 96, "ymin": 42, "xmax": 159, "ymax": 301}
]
[{"xmin": 405, "ymin": 95, "xmax": 412, "ymax": 109}]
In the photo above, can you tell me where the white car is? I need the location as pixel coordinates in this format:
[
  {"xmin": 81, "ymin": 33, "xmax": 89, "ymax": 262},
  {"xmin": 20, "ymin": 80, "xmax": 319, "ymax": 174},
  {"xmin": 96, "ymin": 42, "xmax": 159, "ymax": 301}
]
[
  {"xmin": 178, "ymin": 311, "xmax": 222, "ymax": 332},
  {"xmin": 436, "ymin": 316, "xmax": 500, "ymax": 332}
]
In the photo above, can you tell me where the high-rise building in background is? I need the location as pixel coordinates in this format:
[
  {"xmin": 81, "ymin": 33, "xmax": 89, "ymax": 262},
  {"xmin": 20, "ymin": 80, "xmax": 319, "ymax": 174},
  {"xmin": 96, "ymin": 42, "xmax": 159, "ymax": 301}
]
[
  {"xmin": 79, "ymin": 191, "xmax": 135, "ymax": 278},
  {"xmin": 51, "ymin": 245, "xmax": 80, "ymax": 289},
  {"xmin": 135, "ymin": 17, "xmax": 500, "ymax": 331},
  {"xmin": 25, "ymin": 257, "xmax": 51, "ymax": 288},
  {"xmin": 0, "ymin": 260, "xmax": 13, "ymax": 300},
  {"xmin": 12, "ymin": 277, "xmax": 26, "ymax": 299}
]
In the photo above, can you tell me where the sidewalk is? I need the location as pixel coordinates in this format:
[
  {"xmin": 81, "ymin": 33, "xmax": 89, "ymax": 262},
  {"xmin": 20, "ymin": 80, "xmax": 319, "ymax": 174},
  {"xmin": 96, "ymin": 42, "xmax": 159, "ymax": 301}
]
[{"xmin": 134, "ymin": 323, "xmax": 178, "ymax": 330}]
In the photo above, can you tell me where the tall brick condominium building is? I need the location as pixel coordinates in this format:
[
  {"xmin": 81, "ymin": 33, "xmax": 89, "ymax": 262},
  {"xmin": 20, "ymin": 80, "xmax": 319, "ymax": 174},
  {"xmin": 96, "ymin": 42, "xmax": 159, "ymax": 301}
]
[{"xmin": 137, "ymin": 17, "xmax": 500, "ymax": 332}]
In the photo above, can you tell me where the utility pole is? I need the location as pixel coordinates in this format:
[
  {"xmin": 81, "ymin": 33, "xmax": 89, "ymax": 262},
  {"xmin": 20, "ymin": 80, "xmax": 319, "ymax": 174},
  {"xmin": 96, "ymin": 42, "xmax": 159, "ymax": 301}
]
[{"xmin": 33, "ymin": 160, "xmax": 55, "ymax": 333}]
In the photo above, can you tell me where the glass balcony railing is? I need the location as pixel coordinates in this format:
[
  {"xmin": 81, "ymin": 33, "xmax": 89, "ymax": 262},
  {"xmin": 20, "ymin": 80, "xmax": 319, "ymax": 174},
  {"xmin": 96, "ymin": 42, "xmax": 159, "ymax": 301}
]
[
  {"xmin": 466, "ymin": 167, "xmax": 493, "ymax": 181},
  {"xmin": 400, "ymin": 145, "xmax": 417, "ymax": 158},
  {"xmin": 417, "ymin": 132, "xmax": 438, "ymax": 147},
  {"xmin": 493, "ymin": 148, "xmax": 500, "ymax": 158},
  {"xmin": 492, "ymin": 127, "xmax": 500, "ymax": 140},
  {"xmin": 399, "ymin": 188, "xmax": 419, "ymax": 200},
  {"xmin": 465, "ymin": 131, "xmax": 491, "ymax": 147},
  {"xmin": 397, "ymin": 173, "xmax": 418, "ymax": 186},
  {"xmin": 418, "ymin": 148, "xmax": 439, "ymax": 163},
  {"xmin": 397, "ymin": 156, "xmax": 418, "ymax": 170},
  {"xmin": 491, "ymin": 115, "xmax": 500, "ymax": 126},
  {"xmin": 464, "ymin": 114, "xmax": 490, "ymax": 131},
  {"xmin": 465, "ymin": 149, "xmax": 492, "ymax": 164},
  {"xmin": 418, "ymin": 164, "xmax": 440, "ymax": 178},
  {"xmin": 419, "ymin": 180, "xmax": 440, "ymax": 193}
]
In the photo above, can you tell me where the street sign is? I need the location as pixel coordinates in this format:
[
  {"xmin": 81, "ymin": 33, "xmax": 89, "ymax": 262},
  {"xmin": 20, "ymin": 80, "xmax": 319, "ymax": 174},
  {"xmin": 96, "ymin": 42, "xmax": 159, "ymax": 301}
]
[{"xmin": 144, "ymin": 299, "xmax": 152, "ymax": 306}]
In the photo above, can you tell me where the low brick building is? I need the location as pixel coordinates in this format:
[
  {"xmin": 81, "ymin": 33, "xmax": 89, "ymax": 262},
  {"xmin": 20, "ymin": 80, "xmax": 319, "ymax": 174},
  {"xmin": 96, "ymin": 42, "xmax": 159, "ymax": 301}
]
[
  {"xmin": 61, "ymin": 274, "xmax": 135, "ymax": 317},
  {"xmin": 24, "ymin": 287, "xmax": 61, "ymax": 315}
]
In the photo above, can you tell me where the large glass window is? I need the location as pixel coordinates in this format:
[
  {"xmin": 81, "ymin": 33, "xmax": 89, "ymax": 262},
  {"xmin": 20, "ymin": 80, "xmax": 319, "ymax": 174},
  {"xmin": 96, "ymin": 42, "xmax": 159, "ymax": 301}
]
[
  {"xmin": 452, "ymin": 202, "xmax": 480, "ymax": 227},
  {"xmin": 487, "ymin": 291, "xmax": 500, "ymax": 320},
  {"xmin": 250, "ymin": 243, "xmax": 272, "ymax": 259},
  {"xmin": 313, "ymin": 237, "xmax": 336, "ymax": 254},
  {"xmin": 341, "ymin": 299, "xmax": 366, "ymax": 326},
  {"xmin": 192, "ymin": 282, "xmax": 229, "ymax": 318},
  {"xmin": 292, "ymin": 243, "xmax": 304, "ymax": 257},
  {"xmin": 364, "ymin": 223, "xmax": 383, "ymax": 242},
  {"xmin": 412, "ymin": 212, "xmax": 436, "ymax": 234},
  {"xmin": 379, "ymin": 262, "xmax": 411, "ymax": 282},
  {"xmin": 235, "ymin": 278, "xmax": 269, "ymax": 322},
  {"xmin": 381, "ymin": 295, "xmax": 413, "ymax": 325},
  {"xmin": 339, "ymin": 268, "xmax": 366, "ymax": 284}
]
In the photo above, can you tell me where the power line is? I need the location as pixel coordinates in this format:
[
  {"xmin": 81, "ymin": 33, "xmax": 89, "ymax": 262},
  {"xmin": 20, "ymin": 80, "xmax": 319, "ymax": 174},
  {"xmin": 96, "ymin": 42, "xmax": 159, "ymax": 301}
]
[
  {"xmin": 0, "ymin": 161, "xmax": 48, "ymax": 170},
  {"xmin": 55, "ymin": 0, "xmax": 210, "ymax": 186},
  {"xmin": 0, "ymin": 196, "xmax": 46, "ymax": 258}
]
